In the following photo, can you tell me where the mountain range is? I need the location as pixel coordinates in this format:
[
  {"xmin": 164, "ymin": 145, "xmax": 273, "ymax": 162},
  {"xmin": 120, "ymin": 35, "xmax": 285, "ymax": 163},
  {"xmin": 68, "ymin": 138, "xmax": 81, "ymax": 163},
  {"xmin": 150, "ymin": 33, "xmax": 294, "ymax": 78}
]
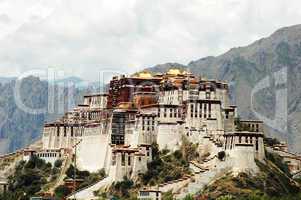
[{"xmin": 147, "ymin": 24, "xmax": 301, "ymax": 152}]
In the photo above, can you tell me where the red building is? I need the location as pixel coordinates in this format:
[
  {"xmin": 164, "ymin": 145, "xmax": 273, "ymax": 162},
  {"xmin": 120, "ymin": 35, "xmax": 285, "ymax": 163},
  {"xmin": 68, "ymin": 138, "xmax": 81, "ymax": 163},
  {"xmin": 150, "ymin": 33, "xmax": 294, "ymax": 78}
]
[{"xmin": 107, "ymin": 73, "xmax": 162, "ymax": 108}]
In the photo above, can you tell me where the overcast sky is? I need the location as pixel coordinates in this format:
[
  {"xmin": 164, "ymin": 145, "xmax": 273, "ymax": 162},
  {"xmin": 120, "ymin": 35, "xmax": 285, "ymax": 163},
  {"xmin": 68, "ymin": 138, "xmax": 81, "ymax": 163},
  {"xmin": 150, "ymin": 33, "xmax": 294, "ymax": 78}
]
[{"xmin": 0, "ymin": 0, "xmax": 300, "ymax": 81}]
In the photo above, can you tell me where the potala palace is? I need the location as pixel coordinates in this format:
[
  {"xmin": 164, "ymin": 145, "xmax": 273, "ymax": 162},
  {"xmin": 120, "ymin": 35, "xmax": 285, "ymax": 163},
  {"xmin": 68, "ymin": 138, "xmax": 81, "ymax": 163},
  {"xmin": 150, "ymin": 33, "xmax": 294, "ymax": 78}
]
[{"xmin": 1, "ymin": 69, "xmax": 300, "ymax": 200}]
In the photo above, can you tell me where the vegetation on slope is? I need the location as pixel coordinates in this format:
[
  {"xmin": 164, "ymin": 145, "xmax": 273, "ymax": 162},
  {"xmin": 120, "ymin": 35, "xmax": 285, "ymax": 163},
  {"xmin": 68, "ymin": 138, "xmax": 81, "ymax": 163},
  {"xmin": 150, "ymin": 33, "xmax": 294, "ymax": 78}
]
[
  {"xmin": 140, "ymin": 139, "xmax": 198, "ymax": 186},
  {"xmin": 201, "ymin": 151, "xmax": 300, "ymax": 200},
  {"xmin": 0, "ymin": 155, "xmax": 61, "ymax": 200},
  {"xmin": 53, "ymin": 164, "xmax": 106, "ymax": 199}
]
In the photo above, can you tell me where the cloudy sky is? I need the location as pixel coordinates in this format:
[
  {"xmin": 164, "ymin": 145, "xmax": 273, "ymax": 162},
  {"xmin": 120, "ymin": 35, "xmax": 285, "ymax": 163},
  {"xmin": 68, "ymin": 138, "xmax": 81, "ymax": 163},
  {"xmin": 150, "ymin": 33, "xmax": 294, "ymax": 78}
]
[{"xmin": 0, "ymin": 0, "xmax": 300, "ymax": 81}]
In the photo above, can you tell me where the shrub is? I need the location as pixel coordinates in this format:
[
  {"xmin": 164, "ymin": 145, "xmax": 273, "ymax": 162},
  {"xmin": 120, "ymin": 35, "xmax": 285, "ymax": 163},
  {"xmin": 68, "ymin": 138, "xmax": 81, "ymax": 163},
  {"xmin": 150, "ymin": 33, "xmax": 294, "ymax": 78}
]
[
  {"xmin": 54, "ymin": 185, "xmax": 71, "ymax": 199},
  {"xmin": 162, "ymin": 191, "xmax": 173, "ymax": 200},
  {"xmin": 217, "ymin": 195, "xmax": 234, "ymax": 200},
  {"xmin": 183, "ymin": 194, "xmax": 194, "ymax": 200},
  {"xmin": 218, "ymin": 151, "xmax": 226, "ymax": 161},
  {"xmin": 111, "ymin": 177, "xmax": 134, "ymax": 198},
  {"xmin": 54, "ymin": 159, "xmax": 63, "ymax": 168}
]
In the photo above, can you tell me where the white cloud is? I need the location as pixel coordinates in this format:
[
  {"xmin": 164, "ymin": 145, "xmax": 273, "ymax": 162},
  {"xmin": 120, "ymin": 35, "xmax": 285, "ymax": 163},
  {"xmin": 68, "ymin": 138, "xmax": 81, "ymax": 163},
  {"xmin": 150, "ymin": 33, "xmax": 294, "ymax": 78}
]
[{"xmin": 0, "ymin": 0, "xmax": 300, "ymax": 80}]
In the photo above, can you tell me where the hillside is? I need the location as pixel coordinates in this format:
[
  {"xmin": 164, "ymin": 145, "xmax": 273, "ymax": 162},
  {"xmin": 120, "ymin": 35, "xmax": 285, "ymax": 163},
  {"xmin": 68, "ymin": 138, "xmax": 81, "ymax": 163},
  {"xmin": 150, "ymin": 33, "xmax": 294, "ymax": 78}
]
[
  {"xmin": 201, "ymin": 154, "xmax": 300, "ymax": 200},
  {"xmin": 0, "ymin": 76, "xmax": 90, "ymax": 155},
  {"xmin": 147, "ymin": 24, "xmax": 301, "ymax": 152}
]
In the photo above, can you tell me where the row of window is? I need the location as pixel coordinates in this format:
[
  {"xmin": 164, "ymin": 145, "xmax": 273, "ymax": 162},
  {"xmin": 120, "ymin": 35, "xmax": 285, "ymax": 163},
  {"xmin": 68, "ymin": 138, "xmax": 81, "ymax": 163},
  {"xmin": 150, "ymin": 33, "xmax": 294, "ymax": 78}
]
[
  {"xmin": 190, "ymin": 103, "xmax": 212, "ymax": 118},
  {"xmin": 56, "ymin": 126, "xmax": 84, "ymax": 137},
  {"xmin": 142, "ymin": 117, "xmax": 155, "ymax": 131},
  {"xmin": 225, "ymin": 136, "xmax": 259, "ymax": 151},
  {"xmin": 158, "ymin": 108, "xmax": 182, "ymax": 118},
  {"xmin": 37, "ymin": 153, "xmax": 60, "ymax": 158},
  {"xmin": 111, "ymin": 153, "xmax": 143, "ymax": 166}
]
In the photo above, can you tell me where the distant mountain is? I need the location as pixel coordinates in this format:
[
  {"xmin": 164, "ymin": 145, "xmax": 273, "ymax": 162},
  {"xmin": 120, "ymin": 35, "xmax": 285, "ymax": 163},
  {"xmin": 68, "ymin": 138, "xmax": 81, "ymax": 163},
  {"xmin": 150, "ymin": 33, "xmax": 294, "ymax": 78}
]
[
  {"xmin": 148, "ymin": 24, "xmax": 301, "ymax": 152},
  {"xmin": 0, "ymin": 77, "xmax": 16, "ymax": 84},
  {"xmin": 0, "ymin": 76, "xmax": 93, "ymax": 155},
  {"xmin": 48, "ymin": 76, "xmax": 105, "ymax": 91}
]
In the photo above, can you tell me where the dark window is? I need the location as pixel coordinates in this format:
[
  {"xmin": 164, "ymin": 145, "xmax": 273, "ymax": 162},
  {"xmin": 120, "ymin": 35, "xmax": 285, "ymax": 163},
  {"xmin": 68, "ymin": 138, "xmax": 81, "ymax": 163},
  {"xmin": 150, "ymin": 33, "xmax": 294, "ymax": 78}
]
[
  {"xmin": 199, "ymin": 103, "xmax": 202, "ymax": 118},
  {"xmin": 170, "ymin": 108, "xmax": 173, "ymax": 118},
  {"xmin": 71, "ymin": 126, "xmax": 74, "ymax": 137},
  {"xmin": 128, "ymin": 156, "xmax": 131, "ymax": 166},
  {"xmin": 64, "ymin": 126, "xmax": 67, "ymax": 137},
  {"xmin": 122, "ymin": 154, "xmax": 125, "ymax": 166},
  {"xmin": 256, "ymin": 138, "xmax": 259, "ymax": 151},
  {"xmin": 57, "ymin": 126, "xmax": 60, "ymax": 137}
]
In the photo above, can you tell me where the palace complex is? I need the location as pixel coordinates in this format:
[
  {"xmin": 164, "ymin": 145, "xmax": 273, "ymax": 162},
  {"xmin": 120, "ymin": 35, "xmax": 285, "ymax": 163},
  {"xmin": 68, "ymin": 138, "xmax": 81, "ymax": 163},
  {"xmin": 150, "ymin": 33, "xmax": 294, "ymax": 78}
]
[{"xmin": 2, "ymin": 69, "xmax": 298, "ymax": 199}]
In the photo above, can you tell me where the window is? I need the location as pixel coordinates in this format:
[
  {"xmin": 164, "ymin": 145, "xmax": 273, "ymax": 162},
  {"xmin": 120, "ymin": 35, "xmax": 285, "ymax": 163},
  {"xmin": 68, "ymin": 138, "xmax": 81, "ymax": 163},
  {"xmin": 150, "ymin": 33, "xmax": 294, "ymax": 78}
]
[
  {"xmin": 206, "ymin": 92, "xmax": 210, "ymax": 99},
  {"xmin": 122, "ymin": 153, "xmax": 125, "ymax": 166},
  {"xmin": 208, "ymin": 103, "xmax": 211, "ymax": 118},
  {"xmin": 190, "ymin": 104, "xmax": 194, "ymax": 118},
  {"xmin": 64, "ymin": 126, "xmax": 67, "ymax": 137},
  {"xmin": 170, "ymin": 108, "xmax": 173, "ymax": 118},
  {"xmin": 164, "ymin": 108, "xmax": 167, "ymax": 117},
  {"xmin": 204, "ymin": 104, "xmax": 207, "ymax": 118},
  {"xmin": 57, "ymin": 126, "xmax": 60, "ymax": 137},
  {"xmin": 71, "ymin": 126, "xmax": 74, "ymax": 137},
  {"xmin": 256, "ymin": 138, "xmax": 259, "ymax": 151},
  {"xmin": 199, "ymin": 103, "xmax": 202, "ymax": 118},
  {"xmin": 158, "ymin": 108, "xmax": 160, "ymax": 117},
  {"xmin": 128, "ymin": 156, "xmax": 131, "ymax": 166},
  {"xmin": 174, "ymin": 109, "xmax": 177, "ymax": 118}
]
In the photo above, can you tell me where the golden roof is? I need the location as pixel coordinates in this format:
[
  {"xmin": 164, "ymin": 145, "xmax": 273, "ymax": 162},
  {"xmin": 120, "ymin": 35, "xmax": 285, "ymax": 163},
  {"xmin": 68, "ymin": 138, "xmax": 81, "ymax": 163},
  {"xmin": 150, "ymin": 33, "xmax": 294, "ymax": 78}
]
[
  {"xmin": 167, "ymin": 68, "xmax": 181, "ymax": 75},
  {"xmin": 136, "ymin": 71, "xmax": 152, "ymax": 78}
]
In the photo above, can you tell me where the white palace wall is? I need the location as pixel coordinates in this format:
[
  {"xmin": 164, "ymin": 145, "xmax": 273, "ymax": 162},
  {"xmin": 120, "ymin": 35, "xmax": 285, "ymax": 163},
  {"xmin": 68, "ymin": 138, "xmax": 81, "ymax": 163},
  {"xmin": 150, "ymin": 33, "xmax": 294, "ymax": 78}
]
[
  {"xmin": 157, "ymin": 123, "xmax": 183, "ymax": 151},
  {"xmin": 226, "ymin": 145, "xmax": 259, "ymax": 175},
  {"xmin": 76, "ymin": 125, "xmax": 110, "ymax": 172}
]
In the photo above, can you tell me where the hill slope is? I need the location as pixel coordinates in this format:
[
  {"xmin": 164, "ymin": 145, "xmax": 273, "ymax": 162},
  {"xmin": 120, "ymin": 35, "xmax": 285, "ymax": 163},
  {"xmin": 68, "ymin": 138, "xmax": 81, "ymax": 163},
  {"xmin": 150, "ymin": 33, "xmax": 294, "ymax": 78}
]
[{"xmin": 148, "ymin": 24, "xmax": 301, "ymax": 152}]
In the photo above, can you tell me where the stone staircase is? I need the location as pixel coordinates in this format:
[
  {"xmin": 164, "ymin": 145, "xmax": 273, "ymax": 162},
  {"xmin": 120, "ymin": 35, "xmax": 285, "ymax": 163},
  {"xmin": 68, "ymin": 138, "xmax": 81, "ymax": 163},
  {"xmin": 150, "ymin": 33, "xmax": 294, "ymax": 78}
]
[
  {"xmin": 47, "ymin": 152, "xmax": 73, "ymax": 193},
  {"xmin": 174, "ymin": 160, "xmax": 231, "ymax": 199},
  {"xmin": 173, "ymin": 135, "xmax": 229, "ymax": 199},
  {"xmin": 66, "ymin": 176, "xmax": 112, "ymax": 200}
]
